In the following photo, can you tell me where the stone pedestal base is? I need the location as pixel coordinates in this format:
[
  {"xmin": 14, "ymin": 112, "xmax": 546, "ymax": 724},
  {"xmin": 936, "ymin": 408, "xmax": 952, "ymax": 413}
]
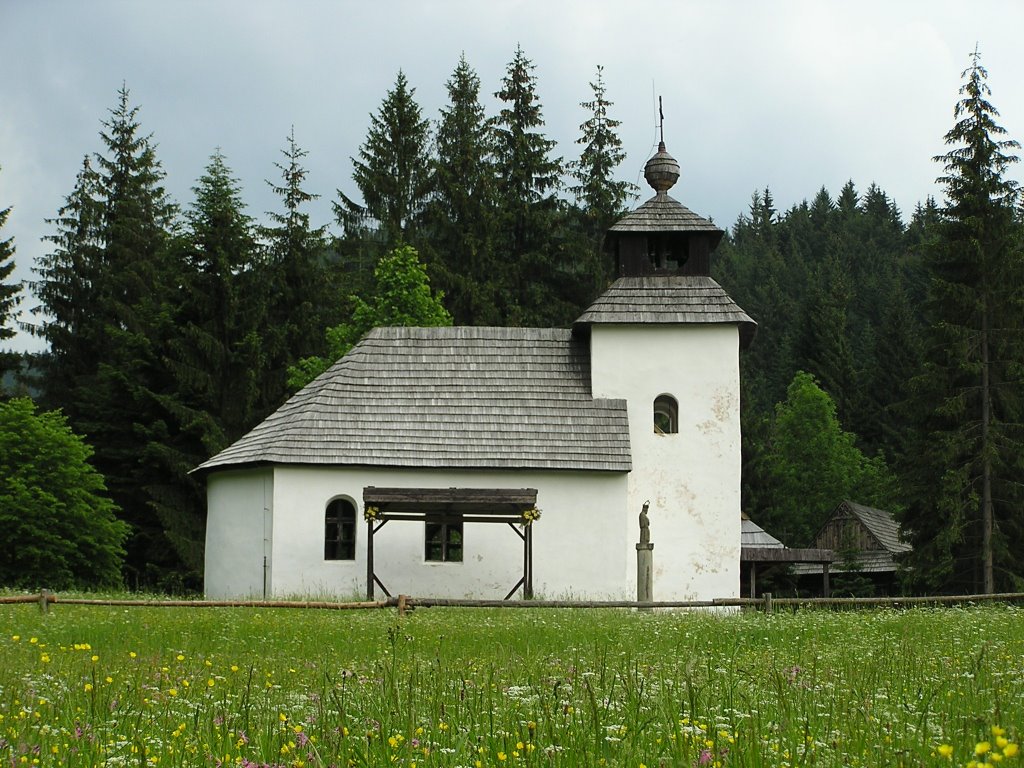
[{"xmin": 636, "ymin": 542, "xmax": 654, "ymax": 607}]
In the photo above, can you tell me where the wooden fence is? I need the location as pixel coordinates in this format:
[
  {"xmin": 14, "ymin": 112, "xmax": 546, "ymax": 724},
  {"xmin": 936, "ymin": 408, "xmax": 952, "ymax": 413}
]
[{"xmin": 3, "ymin": 590, "xmax": 1024, "ymax": 617}]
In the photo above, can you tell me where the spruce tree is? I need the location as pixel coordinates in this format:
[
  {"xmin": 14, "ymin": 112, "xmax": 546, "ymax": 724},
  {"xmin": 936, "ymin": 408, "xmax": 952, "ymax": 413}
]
[
  {"xmin": 33, "ymin": 87, "xmax": 180, "ymax": 586},
  {"xmin": 338, "ymin": 71, "xmax": 432, "ymax": 250},
  {"xmin": 793, "ymin": 253, "xmax": 856, "ymax": 422},
  {"xmin": 149, "ymin": 151, "xmax": 269, "ymax": 578},
  {"xmin": 493, "ymin": 45, "xmax": 565, "ymax": 324},
  {"xmin": 901, "ymin": 51, "xmax": 1024, "ymax": 593},
  {"xmin": 0, "ymin": 169, "xmax": 23, "ymax": 383},
  {"xmin": 570, "ymin": 65, "xmax": 635, "ymax": 233},
  {"xmin": 422, "ymin": 54, "xmax": 502, "ymax": 325},
  {"xmin": 31, "ymin": 155, "xmax": 105, "ymax": 409},
  {"xmin": 89, "ymin": 86, "xmax": 179, "ymax": 585},
  {"xmin": 262, "ymin": 129, "xmax": 331, "ymax": 406}
]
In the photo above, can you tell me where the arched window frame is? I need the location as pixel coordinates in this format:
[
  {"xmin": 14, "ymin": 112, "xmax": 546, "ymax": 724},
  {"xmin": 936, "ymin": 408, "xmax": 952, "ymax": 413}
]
[
  {"xmin": 654, "ymin": 394, "xmax": 679, "ymax": 435},
  {"xmin": 324, "ymin": 497, "xmax": 357, "ymax": 561}
]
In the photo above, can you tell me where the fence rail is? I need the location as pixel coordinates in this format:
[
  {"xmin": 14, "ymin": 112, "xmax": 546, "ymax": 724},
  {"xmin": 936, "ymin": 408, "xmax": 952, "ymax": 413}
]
[{"xmin": 4, "ymin": 590, "xmax": 1024, "ymax": 616}]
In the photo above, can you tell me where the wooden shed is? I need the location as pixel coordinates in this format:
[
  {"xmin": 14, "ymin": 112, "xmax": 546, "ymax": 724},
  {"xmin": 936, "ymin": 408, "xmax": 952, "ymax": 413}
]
[{"xmin": 793, "ymin": 501, "xmax": 910, "ymax": 595}]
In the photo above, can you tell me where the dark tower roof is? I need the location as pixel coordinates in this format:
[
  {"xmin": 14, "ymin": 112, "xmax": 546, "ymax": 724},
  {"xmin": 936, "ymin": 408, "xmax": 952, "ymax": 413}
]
[
  {"xmin": 606, "ymin": 140, "xmax": 724, "ymax": 277},
  {"xmin": 611, "ymin": 141, "xmax": 721, "ymax": 240},
  {"xmin": 579, "ymin": 137, "xmax": 755, "ymax": 347}
]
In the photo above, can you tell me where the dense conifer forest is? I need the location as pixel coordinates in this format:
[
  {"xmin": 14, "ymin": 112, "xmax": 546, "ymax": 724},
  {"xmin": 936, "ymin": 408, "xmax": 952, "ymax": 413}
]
[{"xmin": 1, "ymin": 50, "xmax": 1021, "ymax": 595}]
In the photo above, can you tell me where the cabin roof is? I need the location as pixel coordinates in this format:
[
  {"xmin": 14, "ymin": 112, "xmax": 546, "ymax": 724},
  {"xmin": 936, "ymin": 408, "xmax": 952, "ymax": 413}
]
[{"xmin": 842, "ymin": 501, "xmax": 911, "ymax": 554}]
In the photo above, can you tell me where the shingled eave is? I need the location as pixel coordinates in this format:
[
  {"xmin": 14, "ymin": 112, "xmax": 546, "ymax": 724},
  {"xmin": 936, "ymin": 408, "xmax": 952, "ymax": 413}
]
[{"xmin": 574, "ymin": 275, "xmax": 757, "ymax": 348}]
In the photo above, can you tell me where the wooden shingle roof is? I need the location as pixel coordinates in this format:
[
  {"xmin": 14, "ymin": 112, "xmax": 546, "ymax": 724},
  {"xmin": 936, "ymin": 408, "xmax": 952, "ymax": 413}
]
[
  {"xmin": 196, "ymin": 327, "xmax": 631, "ymax": 474},
  {"xmin": 574, "ymin": 275, "xmax": 756, "ymax": 346},
  {"xmin": 609, "ymin": 192, "xmax": 722, "ymax": 235},
  {"xmin": 843, "ymin": 501, "xmax": 911, "ymax": 555}
]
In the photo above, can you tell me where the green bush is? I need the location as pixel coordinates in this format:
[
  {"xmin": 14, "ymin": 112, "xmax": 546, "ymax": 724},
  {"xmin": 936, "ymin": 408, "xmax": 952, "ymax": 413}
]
[{"xmin": 0, "ymin": 398, "xmax": 127, "ymax": 589}]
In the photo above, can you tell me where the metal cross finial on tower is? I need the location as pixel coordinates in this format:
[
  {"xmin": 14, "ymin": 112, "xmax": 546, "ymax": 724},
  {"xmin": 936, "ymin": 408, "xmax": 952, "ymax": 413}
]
[{"xmin": 658, "ymin": 96, "xmax": 665, "ymax": 145}]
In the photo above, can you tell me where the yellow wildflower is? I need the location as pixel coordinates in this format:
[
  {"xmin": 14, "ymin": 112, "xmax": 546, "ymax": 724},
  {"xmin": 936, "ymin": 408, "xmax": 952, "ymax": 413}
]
[
  {"xmin": 937, "ymin": 744, "xmax": 954, "ymax": 758},
  {"xmin": 1004, "ymin": 743, "xmax": 1020, "ymax": 758},
  {"xmin": 977, "ymin": 742, "xmax": 993, "ymax": 756}
]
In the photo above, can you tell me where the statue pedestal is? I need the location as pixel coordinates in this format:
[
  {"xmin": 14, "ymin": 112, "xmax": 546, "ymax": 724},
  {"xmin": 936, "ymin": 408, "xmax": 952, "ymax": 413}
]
[{"xmin": 636, "ymin": 542, "xmax": 654, "ymax": 608}]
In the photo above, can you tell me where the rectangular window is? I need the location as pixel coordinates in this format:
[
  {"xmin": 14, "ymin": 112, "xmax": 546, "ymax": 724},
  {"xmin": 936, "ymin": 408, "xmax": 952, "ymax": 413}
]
[{"xmin": 425, "ymin": 521, "xmax": 463, "ymax": 562}]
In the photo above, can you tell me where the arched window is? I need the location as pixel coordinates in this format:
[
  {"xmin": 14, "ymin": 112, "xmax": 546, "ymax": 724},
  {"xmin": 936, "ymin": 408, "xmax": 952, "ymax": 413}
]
[
  {"xmin": 325, "ymin": 498, "xmax": 356, "ymax": 560},
  {"xmin": 654, "ymin": 394, "xmax": 678, "ymax": 434}
]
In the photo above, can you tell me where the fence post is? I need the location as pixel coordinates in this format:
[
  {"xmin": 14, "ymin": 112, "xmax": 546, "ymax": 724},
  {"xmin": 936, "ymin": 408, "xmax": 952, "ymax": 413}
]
[
  {"xmin": 397, "ymin": 594, "xmax": 408, "ymax": 618},
  {"xmin": 763, "ymin": 591, "xmax": 773, "ymax": 615},
  {"xmin": 38, "ymin": 590, "xmax": 50, "ymax": 615}
]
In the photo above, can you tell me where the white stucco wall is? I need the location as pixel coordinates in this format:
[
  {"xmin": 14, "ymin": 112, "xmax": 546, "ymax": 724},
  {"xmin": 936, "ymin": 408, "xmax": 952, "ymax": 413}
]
[
  {"xmin": 204, "ymin": 469, "xmax": 273, "ymax": 599},
  {"xmin": 206, "ymin": 466, "xmax": 629, "ymax": 600},
  {"xmin": 589, "ymin": 323, "xmax": 743, "ymax": 601}
]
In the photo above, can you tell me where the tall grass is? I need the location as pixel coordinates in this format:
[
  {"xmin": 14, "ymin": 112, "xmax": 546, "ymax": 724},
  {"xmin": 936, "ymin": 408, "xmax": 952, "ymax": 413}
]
[{"xmin": 0, "ymin": 603, "xmax": 1020, "ymax": 767}]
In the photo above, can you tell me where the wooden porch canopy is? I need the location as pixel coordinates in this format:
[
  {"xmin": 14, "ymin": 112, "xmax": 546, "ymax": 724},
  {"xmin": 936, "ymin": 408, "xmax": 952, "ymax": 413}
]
[
  {"xmin": 741, "ymin": 547, "xmax": 835, "ymax": 598},
  {"xmin": 362, "ymin": 487, "xmax": 538, "ymax": 601}
]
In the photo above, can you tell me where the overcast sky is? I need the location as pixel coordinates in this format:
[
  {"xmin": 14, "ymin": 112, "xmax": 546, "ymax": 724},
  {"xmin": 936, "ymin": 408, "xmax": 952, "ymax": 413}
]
[{"xmin": 3, "ymin": 0, "xmax": 1023, "ymax": 353}]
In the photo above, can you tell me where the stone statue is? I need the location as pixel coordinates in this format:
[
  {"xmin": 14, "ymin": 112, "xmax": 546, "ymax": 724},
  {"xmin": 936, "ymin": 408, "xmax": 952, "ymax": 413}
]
[{"xmin": 639, "ymin": 501, "xmax": 651, "ymax": 545}]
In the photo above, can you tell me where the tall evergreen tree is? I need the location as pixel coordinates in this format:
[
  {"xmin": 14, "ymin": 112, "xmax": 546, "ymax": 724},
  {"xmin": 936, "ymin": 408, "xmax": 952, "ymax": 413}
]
[
  {"xmin": 901, "ymin": 52, "xmax": 1024, "ymax": 594},
  {"xmin": 148, "ymin": 151, "xmax": 269, "ymax": 578},
  {"xmin": 338, "ymin": 71, "xmax": 432, "ymax": 250},
  {"xmin": 492, "ymin": 45, "xmax": 565, "ymax": 324},
  {"xmin": 86, "ymin": 86, "xmax": 179, "ymax": 585},
  {"xmin": 570, "ymin": 65, "xmax": 635, "ymax": 234},
  {"xmin": 567, "ymin": 65, "xmax": 636, "ymax": 298},
  {"xmin": 31, "ymin": 155, "xmax": 105, "ymax": 409},
  {"xmin": 0, "ymin": 168, "xmax": 23, "ymax": 383},
  {"xmin": 793, "ymin": 253, "xmax": 856, "ymax": 422},
  {"xmin": 262, "ymin": 129, "xmax": 331, "ymax": 405},
  {"xmin": 31, "ymin": 87, "xmax": 181, "ymax": 585},
  {"xmin": 421, "ymin": 54, "xmax": 502, "ymax": 325}
]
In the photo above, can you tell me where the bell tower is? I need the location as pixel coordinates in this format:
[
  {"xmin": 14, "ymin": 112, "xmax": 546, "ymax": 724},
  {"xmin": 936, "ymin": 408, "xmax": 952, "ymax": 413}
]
[
  {"xmin": 605, "ymin": 139, "xmax": 724, "ymax": 278},
  {"xmin": 574, "ymin": 126, "xmax": 755, "ymax": 602}
]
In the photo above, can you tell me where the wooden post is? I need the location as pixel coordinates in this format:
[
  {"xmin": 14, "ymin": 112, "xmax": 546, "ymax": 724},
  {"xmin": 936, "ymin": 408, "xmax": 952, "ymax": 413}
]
[
  {"xmin": 763, "ymin": 591, "xmax": 773, "ymax": 614},
  {"xmin": 749, "ymin": 562, "xmax": 757, "ymax": 598},
  {"xmin": 366, "ymin": 520, "xmax": 374, "ymax": 601},
  {"xmin": 397, "ymin": 594, "xmax": 408, "ymax": 617},
  {"xmin": 525, "ymin": 524, "xmax": 533, "ymax": 599},
  {"xmin": 822, "ymin": 563, "xmax": 830, "ymax": 598},
  {"xmin": 38, "ymin": 589, "xmax": 50, "ymax": 615}
]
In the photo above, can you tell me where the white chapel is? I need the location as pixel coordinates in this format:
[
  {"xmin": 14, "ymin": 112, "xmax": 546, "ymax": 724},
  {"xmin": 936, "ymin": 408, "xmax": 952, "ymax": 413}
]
[{"xmin": 197, "ymin": 139, "xmax": 755, "ymax": 602}]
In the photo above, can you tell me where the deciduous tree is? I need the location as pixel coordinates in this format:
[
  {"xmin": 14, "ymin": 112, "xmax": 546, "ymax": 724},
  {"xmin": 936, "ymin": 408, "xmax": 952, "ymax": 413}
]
[
  {"xmin": 0, "ymin": 398, "xmax": 127, "ymax": 589},
  {"xmin": 757, "ymin": 371, "xmax": 896, "ymax": 548},
  {"xmin": 289, "ymin": 245, "xmax": 451, "ymax": 388}
]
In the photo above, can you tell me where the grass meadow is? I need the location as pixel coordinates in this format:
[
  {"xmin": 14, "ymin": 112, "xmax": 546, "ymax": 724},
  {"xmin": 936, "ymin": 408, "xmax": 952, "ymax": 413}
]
[{"xmin": 0, "ymin": 602, "xmax": 1020, "ymax": 768}]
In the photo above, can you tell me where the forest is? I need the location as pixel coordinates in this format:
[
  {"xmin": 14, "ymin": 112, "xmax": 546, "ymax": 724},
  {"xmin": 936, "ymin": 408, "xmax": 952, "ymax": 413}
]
[{"xmin": 0, "ymin": 47, "xmax": 1021, "ymax": 596}]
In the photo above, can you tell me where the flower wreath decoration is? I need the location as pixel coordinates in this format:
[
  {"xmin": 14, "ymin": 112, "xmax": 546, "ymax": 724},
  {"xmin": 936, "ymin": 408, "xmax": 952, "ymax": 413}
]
[
  {"xmin": 363, "ymin": 505, "xmax": 380, "ymax": 523},
  {"xmin": 521, "ymin": 507, "xmax": 541, "ymax": 525}
]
